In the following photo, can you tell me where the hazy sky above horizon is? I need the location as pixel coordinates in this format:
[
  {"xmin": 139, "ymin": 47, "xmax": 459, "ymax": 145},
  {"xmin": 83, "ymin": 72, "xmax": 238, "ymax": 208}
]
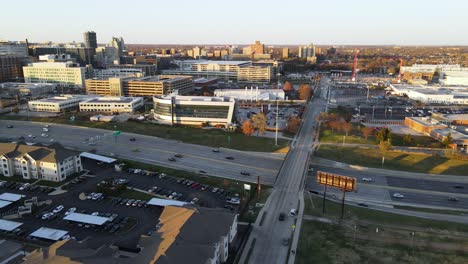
[{"xmin": 2, "ymin": 0, "xmax": 468, "ymax": 45}]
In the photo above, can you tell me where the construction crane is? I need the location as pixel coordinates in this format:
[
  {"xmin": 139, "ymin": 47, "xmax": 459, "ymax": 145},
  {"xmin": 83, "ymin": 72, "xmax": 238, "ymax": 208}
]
[{"xmin": 351, "ymin": 49, "xmax": 359, "ymax": 82}]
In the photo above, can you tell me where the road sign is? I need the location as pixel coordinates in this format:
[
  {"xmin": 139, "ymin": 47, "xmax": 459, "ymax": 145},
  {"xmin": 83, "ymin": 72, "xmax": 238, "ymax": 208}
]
[
  {"xmin": 316, "ymin": 171, "xmax": 356, "ymax": 191},
  {"xmin": 243, "ymin": 184, "xmax": 251, "ymax": 191},
  {"xmin": 112, "ymin": 131, "xmax": 121, "ymax": 136}
]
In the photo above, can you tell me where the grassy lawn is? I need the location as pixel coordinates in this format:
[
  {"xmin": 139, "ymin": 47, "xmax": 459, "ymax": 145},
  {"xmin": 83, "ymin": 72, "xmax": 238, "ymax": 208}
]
[
  {"xmin": 0, "ymin": 175, "xmax": 36, "ymax": 183},
  {"xmin": 0, "ymin": 115, "xmax": 289, "ymax": 152},
  {"xmin": 394, "ymin": 205, "xmax": 468, "ymax": 216},
  {"xmin": 315, "ymin": 145, "xmax": 468, "ymax": 175},
  {"xmin": 117, "ymin": 188, "xmax": 154, "ymax": 200},
  {"xmin": 319, "ymin": 126, "xmax": 444, "ymax": 148},
  {"xmin": 298, "ymin": 195, "xmax": 468, "ymax": 263},
  {"xmin": 296, "ymin": 220, "xmax": 468, "ymax": 264}
]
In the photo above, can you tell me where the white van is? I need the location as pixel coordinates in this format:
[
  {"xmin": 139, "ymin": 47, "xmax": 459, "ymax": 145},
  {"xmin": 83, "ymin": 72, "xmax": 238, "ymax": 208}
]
[{"xmin": 289, "ymin": 208, "xmax": 297, "ymax": 216}]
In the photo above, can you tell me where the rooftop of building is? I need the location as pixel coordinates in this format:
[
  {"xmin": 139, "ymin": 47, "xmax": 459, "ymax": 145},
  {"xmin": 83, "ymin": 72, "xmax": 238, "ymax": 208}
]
[
  {"xmin": 81, "ymin": 97, "xmax": 142, "ymax": 103},
  {"xmin": 155, "ymin": 95, "xmax": 235, "ymax": 103},
  {"xmin": 431, "ymin": 128, "xmax": 468, "ymax": 141},
  {"xmin": 0, "ymin": 82, "xmax": 56, "ymax": 89},
  {"xmin": 191, "ymin": 60, "xmax": 251, "ymax": 66},
  {"xmin": 406, "ymin": 116, "xmax": 448, "ymax": 127},
  {"xmin": 30, "ymin": 96, "xmax": 81, "ymax": 103},
  {"xmin": 0, "ymin": 143, "xmax": 78, "ymax": 163}
]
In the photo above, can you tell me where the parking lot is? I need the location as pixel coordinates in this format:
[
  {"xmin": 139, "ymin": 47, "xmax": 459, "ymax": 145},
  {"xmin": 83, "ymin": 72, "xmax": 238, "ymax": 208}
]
[{"xmin": 0, "ymin": 158, "xmax": 240, "ymax": 249}]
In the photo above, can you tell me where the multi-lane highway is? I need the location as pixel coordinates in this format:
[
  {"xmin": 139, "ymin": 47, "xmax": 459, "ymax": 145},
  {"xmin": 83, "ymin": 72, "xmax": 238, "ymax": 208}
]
[
  {"xmin": 0, "ymin": 120, "xmax": 283, "ymax": 185},
  {"xmin": 239, "ymin": 83, "xmax": 326, "ymax": 263},
  {"xmin": 307, "ymin": 162, "xmax": 468, "ymax": 211}
]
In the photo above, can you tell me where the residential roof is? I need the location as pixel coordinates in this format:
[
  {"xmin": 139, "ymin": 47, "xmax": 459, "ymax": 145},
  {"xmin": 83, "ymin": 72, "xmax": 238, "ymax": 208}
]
[
  {"xmin": 0, "ymin": 200, "xmax": 12, "ymax": 209},
  {"xmin": 79, "ymin": 152, "xmax": 116, "ymax": 163},
  {"xmin": 0, "ymin": 193, "xmax": 23, "ymax": 202},
  {"xmin": 147, "ymin": 198, "xmax": 187, "ymax": 207},
  {"xmin": 0, "ymin": 219, "xmax": 23, "ymax": 231},
  {"xmin": 30, "ymin": 227, "xmax": 68, "ymax": 241},
  {"xmin": 63, "ymin": 213, "xmax": 110, "ymax": 226},
  {"xmin": 0, "ymin": 143, "xmax": 78, "ymax": 163}
]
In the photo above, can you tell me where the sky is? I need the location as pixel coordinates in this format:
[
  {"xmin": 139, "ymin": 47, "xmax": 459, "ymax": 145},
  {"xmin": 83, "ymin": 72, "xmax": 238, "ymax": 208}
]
[{"xmin": 2, "ymin": 0, "xmax": 468, "ymax": 45}]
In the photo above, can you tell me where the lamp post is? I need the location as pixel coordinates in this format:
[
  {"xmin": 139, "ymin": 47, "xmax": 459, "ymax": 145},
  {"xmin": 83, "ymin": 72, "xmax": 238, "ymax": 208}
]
[{"xmin": 275, "ymin": 99, "xmax": 279, "ymax": 146}]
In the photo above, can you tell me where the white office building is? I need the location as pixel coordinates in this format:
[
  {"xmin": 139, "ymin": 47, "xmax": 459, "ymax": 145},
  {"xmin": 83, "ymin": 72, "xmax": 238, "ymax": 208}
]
[
  {"xmin": 23, "ymin": 61, "xmax": 86, "ymax": 88},
  {"xmin": 153, "ymin": 95, "xmax": 236, "ymax": 126},
  {"xmin": 28, "ymin": 95, "xmax": 83, "ymax": 112},
  {"xmin": 214, "ymin": 87, "xmax": 285, "ymax": 101},
  {"xmin": 439, "ymin": 69, "xmax": 468, "ymax": 86},
  {"xmin": 0, "ymin": 143, "xmax": 82, "ymax": 182},
  {"xmin": 79, "ymin": 96, "xmax": 144, "ymax": 113}
]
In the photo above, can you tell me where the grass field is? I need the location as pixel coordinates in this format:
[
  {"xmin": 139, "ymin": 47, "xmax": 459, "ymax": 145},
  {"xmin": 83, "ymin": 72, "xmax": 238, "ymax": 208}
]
[
  {"xmin": 315, "ymin": 145, "xmax": 468, "ymax": 175},
  {"xmin": 297, "ymin": 194, "xmax": 468, "ymax": 264},
  {"xmin": 296, "ymin": 221, "xmax": 468, "ymax": 264},
  {"xmin": 0, "ymin": 115, "xmax": 289, "ymax": 152},
  {"xmin": 319, "ymin": 126, "xmax": 444, "ymax": 148}
]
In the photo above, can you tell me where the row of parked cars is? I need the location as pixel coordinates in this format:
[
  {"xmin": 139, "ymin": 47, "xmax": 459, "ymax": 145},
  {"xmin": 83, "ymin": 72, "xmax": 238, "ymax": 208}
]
[
  {"xmin": 0, "ymin": 181, "xmax": 55, "ymax": 193},
  {"xmin": 110, "ymin": 197, "xmax": 149, "ymax": 208}
]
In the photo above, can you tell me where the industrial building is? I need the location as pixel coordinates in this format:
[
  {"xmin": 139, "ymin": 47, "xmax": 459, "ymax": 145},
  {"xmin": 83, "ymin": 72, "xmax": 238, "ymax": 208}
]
[
  {"xmin": 79, "ymin": 96, "xmax": 144, "ymax": 113},
  {"xmin": 153, "ymin": 95, "xmax": 236, "ymax": 126},
  {"xmin": 85, "ymin": 75, "xmax": 193, "ymax": 97},
  {"xmin": 390, "ymin": 84, "xmax": 468, "ymax": 105},
  {"xmin": 0, "ymin": 82, "xmax": 56, "ymax": 98},
  {"xmin": 0, "ymin": 143, "xmax": 82, "ymax": 182},
  {"xmin": 214, "ymin": 87, "xmax": 285, "ymax": 101},
  {"xmin": 28, "ymin": 95, "xmax": 83, "ymax": 112},
  {"xmin": 23, "ymin": 61, "xmax": 86, "ymax": 88},
  {"xmin": 163, "ymin": 60, "xmax": 273, "ymax": 83}
]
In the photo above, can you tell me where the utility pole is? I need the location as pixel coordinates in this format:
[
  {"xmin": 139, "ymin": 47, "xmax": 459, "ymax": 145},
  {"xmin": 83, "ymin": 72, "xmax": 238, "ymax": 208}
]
[{"xmin": 275, "ymin": 99, "xmax": 279, "ymax": 146}]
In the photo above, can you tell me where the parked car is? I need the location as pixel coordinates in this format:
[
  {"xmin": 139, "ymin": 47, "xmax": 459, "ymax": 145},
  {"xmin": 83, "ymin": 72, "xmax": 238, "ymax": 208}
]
[
  {"xmin": 190, "ymin": 198, "xmax": 199, "ymax": 204},
  {"xmin": 52, "ymin": 205, "xmax": 64, "ymax": 214},
  {"xmin": 19, "ymin": 183, "xmax": 30, "ymax": 191},
  {"xmin": 65, "ymin": 207, "xmax": 76, "ymax": 216},
  {"xmin": 42, "ymin": 212, "xmax": 54, "ymax": 220}
]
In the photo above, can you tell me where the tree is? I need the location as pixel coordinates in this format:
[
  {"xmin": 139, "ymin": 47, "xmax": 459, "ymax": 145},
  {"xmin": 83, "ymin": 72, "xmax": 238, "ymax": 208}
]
[
  {"xmin": 375, "ymin": 127, "xmax": 392, "ymax": 142},
  {"xmin": 361, "ymin": 127, "xmax": 374, "ymax": 140},
  {"xmin": 329, "ymin": 120, "xmax": 341, "ymax": 133},
  {"xmin": 11, "ymin": 106, "xmax": 19, "ymax": 114},
  {"xmin": 403, "ymin": 134, "xmax": 414, "ymax": 146},
  {"xmin": 283, "ymin": 81, "xmax": 294, "ymax": 92},
  {"xmin": 341, "ymin": 121, "xmax": 353, "ymax": 137},
  {"xmin": 298, "ymin": 84, "xmax": 312, "ymax": 100},
  {"xmin": 287, "ymin": 116, "xmax": 301, "ymax": 134},
  {"xmin": 251, "ymin": 113, "xmax": 267, "ymax": 136},
  {"xmin": 241, "ymin": 120, "xmax": 255, "ymax": 136},
  {"xmin": 442, "ymin": 133, "xmax": 453, "ymax": 148},
  {"xmin": 379, "ymin": 140, "xmax": 392, "ymax": 167}
]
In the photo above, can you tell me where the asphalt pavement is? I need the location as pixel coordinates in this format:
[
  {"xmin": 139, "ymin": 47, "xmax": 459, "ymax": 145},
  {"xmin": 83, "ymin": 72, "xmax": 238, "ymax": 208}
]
[
  {"xmin": 0, "ymin": 120, "xmax": 283, "ymax": 185},
  {"xmin": 239, "ymin": 85, "xmax": 325, "ymax": 264}
]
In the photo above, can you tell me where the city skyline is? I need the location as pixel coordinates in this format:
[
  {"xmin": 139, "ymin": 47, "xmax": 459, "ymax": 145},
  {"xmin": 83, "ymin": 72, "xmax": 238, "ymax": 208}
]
[{"xmin": 2, "ymin": 0, "xmax": 468, "ymax": 45}]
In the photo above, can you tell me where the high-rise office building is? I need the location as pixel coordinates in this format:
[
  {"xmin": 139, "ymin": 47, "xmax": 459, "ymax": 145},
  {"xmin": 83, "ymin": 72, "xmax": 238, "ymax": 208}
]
[
  {"xmin": 250, "ymin": 41, "xmax": 265, "ymax": 55},
  {"xmin": 298, "ymin": 43, "xmax": 316, "ymax": 63},
  {"xmin": 110, "ymin": 37, "xmax": 126, "ymax": 56},
  {"xmin": 83, "ymin": 31, "xmax": 97, "ymax": 49}
]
